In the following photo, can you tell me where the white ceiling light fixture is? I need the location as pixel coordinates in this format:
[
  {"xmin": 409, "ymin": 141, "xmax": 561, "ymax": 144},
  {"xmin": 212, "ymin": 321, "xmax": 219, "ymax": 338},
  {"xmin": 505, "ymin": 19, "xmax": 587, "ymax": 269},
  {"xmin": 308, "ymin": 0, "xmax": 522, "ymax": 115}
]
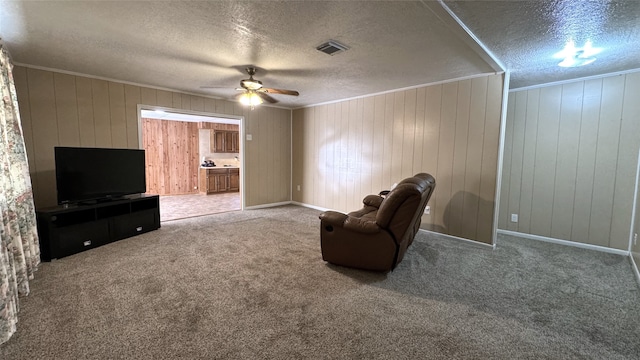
[
  {"xmin": 238, "ymin": 91, "xmax": 263, "ymax": 110},
  {"xmin": 554, "ymin": 39, "xmax": 602, "ymax": 67}
]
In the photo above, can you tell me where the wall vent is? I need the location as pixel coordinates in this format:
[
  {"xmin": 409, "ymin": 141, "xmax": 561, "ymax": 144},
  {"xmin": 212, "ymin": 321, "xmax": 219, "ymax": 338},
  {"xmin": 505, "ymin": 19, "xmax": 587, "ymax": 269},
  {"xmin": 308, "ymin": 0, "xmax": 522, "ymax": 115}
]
[{"xmin": 316, "ymin": 40, "xmax": 349, "ymax": 56}]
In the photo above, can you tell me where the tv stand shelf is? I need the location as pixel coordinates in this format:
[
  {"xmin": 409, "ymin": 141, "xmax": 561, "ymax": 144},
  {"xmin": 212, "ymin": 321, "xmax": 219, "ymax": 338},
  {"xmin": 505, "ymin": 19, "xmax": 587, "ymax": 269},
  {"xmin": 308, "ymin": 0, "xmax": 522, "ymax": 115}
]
[{"xmin": 36, "ymin": 194, "xmax": 160, "ymax": 261}]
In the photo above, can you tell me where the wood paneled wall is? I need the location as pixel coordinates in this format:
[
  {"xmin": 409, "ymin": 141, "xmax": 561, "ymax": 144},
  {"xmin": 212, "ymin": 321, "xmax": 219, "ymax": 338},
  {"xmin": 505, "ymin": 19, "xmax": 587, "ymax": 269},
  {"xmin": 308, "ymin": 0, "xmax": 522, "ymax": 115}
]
[
  {"xmin": 12, "ymin": 66, "xmax": 291, "ymax": 208},
  {"xmin": 500, "ymin": 71, "xmax": 640, "ymax": 250},
  {"xmin": 141, "ymin": 118, "xmax": 199, "ymax": 195},
  {"xmin": 292, "ymin": 74, "xmax": 504, "ymax": 244}
]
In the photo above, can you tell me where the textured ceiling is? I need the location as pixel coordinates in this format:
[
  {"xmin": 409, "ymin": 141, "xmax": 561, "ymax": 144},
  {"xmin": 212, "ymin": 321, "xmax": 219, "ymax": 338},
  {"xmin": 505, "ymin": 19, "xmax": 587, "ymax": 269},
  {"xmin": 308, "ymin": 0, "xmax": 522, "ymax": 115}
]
[
  {"xmin": 1, "ymin": 1, "xmax": 639, "ymax": 109},
  {"xmin": 445, "ymin": 0, "xmax": 640, "ymax": 89},
  {"xmin": 0, "ymin": 1, "xmax": 494, "ymax": 108}
]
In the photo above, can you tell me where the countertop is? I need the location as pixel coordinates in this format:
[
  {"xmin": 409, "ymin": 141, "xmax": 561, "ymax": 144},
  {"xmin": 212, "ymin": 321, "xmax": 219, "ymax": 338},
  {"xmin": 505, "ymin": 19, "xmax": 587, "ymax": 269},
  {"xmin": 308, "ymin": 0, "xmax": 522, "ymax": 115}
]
[{"xmin": 200, "ymin": 166, "xmax": 239, "ymax": 169}]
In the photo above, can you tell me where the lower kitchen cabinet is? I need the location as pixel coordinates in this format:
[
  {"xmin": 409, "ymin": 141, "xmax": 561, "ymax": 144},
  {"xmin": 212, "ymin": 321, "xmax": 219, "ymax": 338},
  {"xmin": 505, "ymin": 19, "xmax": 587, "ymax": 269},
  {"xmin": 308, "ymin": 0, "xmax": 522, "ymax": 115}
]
[
  {"xmin": 229, "ymin": 168, "xmax": 240, "ymax": 191},
  {"xmin": 200, "ymin": 168, "xmax": 240, "ymax": 194}
]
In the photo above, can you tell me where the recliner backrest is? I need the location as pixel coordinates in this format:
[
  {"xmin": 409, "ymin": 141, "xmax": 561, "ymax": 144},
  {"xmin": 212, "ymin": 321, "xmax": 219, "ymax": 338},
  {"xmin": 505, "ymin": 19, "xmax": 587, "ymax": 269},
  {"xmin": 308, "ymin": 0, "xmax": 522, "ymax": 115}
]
[
  {"xmin": 400, "ymin": 173, "xmax": 435, "ymax": 238},
  {"xmin": 375, "ymin": 173, "xmax": 435, "ymax": 243}
]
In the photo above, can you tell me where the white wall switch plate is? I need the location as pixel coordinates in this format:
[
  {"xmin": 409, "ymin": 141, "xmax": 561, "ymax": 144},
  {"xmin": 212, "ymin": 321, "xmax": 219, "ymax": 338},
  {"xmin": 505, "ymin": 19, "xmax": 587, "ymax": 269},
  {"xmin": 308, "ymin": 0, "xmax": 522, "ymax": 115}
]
[
  {"xmin": 424, "ymin": 205, "xmax": 430, "ymax": 215},
  {"xmin": 297, "ymin": 185, "xmax": 301, "ymax": 191},
  {"xmin": 634, "ymin": 233, "xmax": 638, "ymax": 245},
  {"xmin": 246, "ymin": 134, "xmax": 252, "ymax": 141},
  {"xmin": 510, "ymin": 214, "xmax": 518, "ymax": 223}
]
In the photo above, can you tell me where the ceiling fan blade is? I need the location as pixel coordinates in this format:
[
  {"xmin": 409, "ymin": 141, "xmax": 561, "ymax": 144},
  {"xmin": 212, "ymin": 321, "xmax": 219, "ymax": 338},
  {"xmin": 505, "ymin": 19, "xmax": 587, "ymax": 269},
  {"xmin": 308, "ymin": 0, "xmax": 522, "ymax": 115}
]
[
  {"xmin": 260, "ymin": 88, "xmax": 299, "ymax": 96},
  {"xmin": 256, "ymin": 92, "xmax": 278, "ymax": 103},
  {"xmin": 232, "ymin": 91, "xmax": 277, "ymax": 104}
]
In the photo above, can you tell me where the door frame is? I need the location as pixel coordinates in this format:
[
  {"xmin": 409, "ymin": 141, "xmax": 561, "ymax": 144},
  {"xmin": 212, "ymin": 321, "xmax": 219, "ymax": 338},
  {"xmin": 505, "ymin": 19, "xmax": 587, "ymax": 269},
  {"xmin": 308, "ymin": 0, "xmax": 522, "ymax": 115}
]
[{"xmin": 137, "ymin": 104, "xmax": 245, "ymax": 210}]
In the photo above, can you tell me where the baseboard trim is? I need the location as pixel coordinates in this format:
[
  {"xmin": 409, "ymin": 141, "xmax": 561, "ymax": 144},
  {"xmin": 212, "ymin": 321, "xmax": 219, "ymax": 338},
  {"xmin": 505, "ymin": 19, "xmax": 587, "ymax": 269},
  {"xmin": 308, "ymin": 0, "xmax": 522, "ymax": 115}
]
[
  {"xmin": 630, "ymin": 254, "xmax": 640, "ymax": 287},
  {"xmin": 419, "ymin": 229, "xmax": 496, "ymax": 249},
  {"xmin": 291, "ymin": 202, "xmax": 331, "ymax": 212},
  {"xmin": 244, "ymin": 201, "xmax": 293, "ymax": 210},
  {"xmin": 497, "ymin": 229, "xmax": 630, "ymax": 256}
]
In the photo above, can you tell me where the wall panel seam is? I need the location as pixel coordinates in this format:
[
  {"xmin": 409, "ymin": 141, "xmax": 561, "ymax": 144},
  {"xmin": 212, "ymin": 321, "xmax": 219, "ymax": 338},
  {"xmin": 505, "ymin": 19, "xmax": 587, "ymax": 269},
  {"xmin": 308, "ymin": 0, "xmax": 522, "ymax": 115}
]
[
  {"xmin": 108, "ymin": 84, "xmax": 114, "ymax": 145},
  {"xmin": 530, "ymin": 90, "xmax": 540, "ymax": 233},
  {"xmin": 607, "ymin": 76, "xmax": 627, "ymax": 247},
  {"xmin": 406, "ymin": 89, "xmax": 415, "ymax": 176},
  {"xmin": 53, "ymin": 74, "xmax": 60, "ymax": 144},
  {"xmin": 461, "ymin": 81, "xmax": 472, "ymax": 231},
  {"xmin": 516, "ymin": 91, "xmax": 527, "ymax": 231},
  {"xmin": 570, "ymin": 83, "xmax": 587, "ymax": 240},
  {"xmin": 528, "ymin": 89, "xmax": 541, "ymax": 230},
  {"xmin": 549, "ymin": 86, "xmax": 565, "ymax": 236},
  {"xmin": 475, "ymin": 78, "xmax": 490, "ymax": 237},
  {"xmin": 73, "ymin": 76, "xmax": 81, "ymax": 143},
  {"xmin": 586, "ymin": 80, "xmax": 605, "ymax": 244}
]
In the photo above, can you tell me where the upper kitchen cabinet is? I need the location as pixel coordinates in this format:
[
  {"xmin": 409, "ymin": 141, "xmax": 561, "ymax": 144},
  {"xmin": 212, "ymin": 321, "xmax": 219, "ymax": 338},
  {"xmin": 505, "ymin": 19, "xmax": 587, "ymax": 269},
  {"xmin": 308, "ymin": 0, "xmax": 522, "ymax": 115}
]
[{"xmin": 210, "ymin": 124, "xmax": 240, "ymax": 153}]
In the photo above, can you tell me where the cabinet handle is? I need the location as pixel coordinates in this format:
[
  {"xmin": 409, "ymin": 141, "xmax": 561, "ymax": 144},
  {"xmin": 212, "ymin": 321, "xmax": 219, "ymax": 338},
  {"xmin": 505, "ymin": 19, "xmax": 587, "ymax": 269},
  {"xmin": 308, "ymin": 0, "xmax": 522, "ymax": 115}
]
[
  {"xmin": 136, "ymin": 226, "xmax": 143, "ymax": 232},
  {"xmin": 83, "ymin": 240, "xmax": 92, "ymax": 246}
]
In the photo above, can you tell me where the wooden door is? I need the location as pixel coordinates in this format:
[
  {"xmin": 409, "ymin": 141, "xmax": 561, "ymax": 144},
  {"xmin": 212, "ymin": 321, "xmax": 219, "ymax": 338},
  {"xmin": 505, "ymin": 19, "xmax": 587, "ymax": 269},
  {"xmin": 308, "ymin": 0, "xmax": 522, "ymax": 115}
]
[
  {"xmin": 212, "ymin": 131, "xmax": 225, "ymax": 153},
  {"xmin": 206, "ymin": 169, "xmax": 227, "ymax": 192},
  {"xmin": 229, "ymin": 169, "xmax": 240, "ymax": 191},
  {"xmin": 215, "ymin": 172, "xmax": 229, "ymax": 192},
  {"xmin": 207, "ymin": 173, "xmax": 217, "ymax": 193},
  {"xmin": 224, "ymin": 131, "xmax": 235, "ymax": 152},
  {"xmin": 232, "ymin": 131, "xmax": 240, "ymax": 153}
]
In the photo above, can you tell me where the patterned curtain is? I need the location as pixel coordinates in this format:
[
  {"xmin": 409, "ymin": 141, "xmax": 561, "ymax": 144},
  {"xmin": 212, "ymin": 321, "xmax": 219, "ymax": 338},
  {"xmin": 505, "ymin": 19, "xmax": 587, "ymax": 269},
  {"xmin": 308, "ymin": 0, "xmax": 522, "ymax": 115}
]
[{"xmin": 0, "ymin": 43, "xmax": 40, "ymax": 345}]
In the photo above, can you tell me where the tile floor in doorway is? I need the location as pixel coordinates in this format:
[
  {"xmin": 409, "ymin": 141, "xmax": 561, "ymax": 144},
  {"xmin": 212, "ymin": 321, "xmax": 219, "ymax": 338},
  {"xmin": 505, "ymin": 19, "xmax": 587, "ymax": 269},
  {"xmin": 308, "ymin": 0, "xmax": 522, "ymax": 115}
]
[{"xmin": 159, "ymin": 192, "xmax": 241, "ymax": 222}]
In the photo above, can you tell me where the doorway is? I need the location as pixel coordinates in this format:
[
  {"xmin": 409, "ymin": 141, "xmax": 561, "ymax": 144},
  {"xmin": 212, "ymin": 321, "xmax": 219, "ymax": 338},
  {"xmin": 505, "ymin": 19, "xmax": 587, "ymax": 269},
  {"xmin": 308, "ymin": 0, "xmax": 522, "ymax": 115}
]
[{"xmin": 138, "ymin": 106, "xmax": 244, "ymax": 222}]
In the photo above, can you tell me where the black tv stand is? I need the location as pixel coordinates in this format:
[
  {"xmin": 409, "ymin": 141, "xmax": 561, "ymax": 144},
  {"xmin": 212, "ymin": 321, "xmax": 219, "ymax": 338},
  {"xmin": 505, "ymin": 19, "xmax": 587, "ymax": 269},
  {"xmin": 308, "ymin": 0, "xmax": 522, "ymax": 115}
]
[
  {"xmin": 75, "ymin": 197, "xmax": 126, "ymax": 206},
  {"xmin": 36, "ymin": 194, "xmax": 160, "ymax": 261}
]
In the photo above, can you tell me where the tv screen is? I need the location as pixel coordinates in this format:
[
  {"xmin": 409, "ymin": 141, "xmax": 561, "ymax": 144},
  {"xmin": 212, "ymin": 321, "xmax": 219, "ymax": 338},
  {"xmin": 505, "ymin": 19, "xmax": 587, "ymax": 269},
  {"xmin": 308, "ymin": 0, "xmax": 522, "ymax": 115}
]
[{"xmin": 55, "ymin": 146, "xmax": 147, "ymax": 204}]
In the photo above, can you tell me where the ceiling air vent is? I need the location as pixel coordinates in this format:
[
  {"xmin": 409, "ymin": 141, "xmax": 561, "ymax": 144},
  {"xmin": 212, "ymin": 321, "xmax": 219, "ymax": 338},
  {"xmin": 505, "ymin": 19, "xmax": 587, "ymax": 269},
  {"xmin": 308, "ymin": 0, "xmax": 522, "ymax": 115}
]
[{"xmin": 316, "ymin": 40, "xmax": 349, "ymax": 56}]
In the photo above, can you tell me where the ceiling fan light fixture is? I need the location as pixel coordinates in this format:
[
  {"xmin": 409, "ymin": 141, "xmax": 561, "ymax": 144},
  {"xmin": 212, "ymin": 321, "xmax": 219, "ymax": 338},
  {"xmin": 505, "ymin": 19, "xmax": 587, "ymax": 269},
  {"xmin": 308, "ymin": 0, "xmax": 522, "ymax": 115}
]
[{"xmin": 239, "ymin": 91, "xmax": 263, "ymax": 107}]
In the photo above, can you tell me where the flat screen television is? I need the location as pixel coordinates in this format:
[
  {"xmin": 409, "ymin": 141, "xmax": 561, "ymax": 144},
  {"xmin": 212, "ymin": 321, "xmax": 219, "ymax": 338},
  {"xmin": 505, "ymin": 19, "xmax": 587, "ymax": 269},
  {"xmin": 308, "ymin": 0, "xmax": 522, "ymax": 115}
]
[{"xmin": 54, "ymin": 146, "xmax": 146, "ymax": 205}]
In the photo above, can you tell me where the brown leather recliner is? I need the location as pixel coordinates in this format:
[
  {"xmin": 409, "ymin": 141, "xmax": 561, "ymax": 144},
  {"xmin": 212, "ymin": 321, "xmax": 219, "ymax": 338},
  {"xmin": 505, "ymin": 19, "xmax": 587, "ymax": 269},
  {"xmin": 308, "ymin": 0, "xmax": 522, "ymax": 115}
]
[{"xmin": 319, "ymin": 173, "xmax": 436, "ymax": 271}]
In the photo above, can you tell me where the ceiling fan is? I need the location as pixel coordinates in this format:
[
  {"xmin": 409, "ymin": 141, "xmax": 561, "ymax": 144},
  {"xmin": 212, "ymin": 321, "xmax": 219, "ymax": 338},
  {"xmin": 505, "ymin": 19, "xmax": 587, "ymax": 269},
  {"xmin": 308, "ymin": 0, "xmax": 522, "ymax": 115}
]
[{"xmin": 203, "ymin": 67, "xmax": 299, "ymax": 106}]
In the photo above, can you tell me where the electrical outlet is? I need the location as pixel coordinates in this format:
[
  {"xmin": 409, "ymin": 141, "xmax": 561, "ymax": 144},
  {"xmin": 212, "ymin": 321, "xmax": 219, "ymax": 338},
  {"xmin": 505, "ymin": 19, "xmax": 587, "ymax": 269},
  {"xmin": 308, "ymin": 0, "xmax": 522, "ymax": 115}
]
[
  {"xmin": 510, "ymin": 214, "xmax": 519, "ymax": 223},
  {"xmin": 424, "ymin": 205, "xmax": 430, "ymax": 215},
  {"xmin": 246, "ymin": 134, "xmax": 252, "ymax": 141},
  {"xmin": 297, "ymin": 185, "xmax": 301, "ymax": 191}
]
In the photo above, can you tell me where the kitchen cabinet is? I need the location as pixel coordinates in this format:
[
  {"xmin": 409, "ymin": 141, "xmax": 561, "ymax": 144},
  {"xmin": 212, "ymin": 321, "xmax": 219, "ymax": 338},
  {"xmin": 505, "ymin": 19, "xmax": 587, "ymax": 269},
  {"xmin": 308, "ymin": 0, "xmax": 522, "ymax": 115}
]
[
  {"xmin": 229, "ymin": 168, "xmax": 240, "ymax": 191},
  {"xmin": 210, "ymin": 170, "xmax": 229, "ymax": 193},
  {"xmin": 211, "ymin": 130, "xmax": 240, "ymax": 153},
  {"xmin": 199, "ymin": 168, "xmax": 240, "ymax": 194}
]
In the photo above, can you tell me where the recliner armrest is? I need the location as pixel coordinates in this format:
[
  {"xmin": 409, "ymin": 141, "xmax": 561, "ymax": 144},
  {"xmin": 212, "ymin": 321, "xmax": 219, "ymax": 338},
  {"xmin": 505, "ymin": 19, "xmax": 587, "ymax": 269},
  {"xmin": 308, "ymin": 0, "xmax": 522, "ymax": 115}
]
[
  {"xmin": 363, "ymin": 195, "xmax": 383, "ymax": 208},
  {"xmin": 319, "ymin": 211, "xmax": 349, "ymax": 226},
  {"xmin": 319, "ymin": 211, "xmax": 380, "ymax": 234},
  {"xmin": 344, "ymin": 216, "xmax": 380, "ymax": 233}
]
